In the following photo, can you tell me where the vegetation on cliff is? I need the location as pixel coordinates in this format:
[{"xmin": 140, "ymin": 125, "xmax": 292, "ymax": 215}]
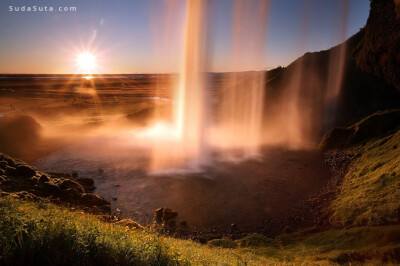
[{"xmin": 329, "ymin": 127, "xmax": 400, "ymax": 226}]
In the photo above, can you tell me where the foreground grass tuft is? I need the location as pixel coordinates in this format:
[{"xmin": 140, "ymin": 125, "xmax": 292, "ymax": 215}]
[
  {"xmin": 0, "ymin": 197, "xmax": 174, "ymax": 265},
  {"xmin": 0, "ymin": 196, "xmax": 270, "ymax": 265}
]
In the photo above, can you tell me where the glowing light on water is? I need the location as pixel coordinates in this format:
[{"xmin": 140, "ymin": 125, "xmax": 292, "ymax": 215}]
[{"xmin": 138, "ymin": 121, "xmax": 180, "ymax": 141}]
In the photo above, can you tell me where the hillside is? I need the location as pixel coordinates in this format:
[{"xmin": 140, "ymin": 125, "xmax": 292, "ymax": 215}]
[{"xmin": 321, "ymin": 110, "xmax": 400, "ymax": 227}]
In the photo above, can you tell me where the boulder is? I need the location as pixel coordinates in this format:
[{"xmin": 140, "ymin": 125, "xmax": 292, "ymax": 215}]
[
  {"xmin": 163, "ymin": 219, "xmax": 176, "ymax": 230},
  {"xmin": 162, "ymin": 208, "xmax": 178, "ymax": 220},
  {"xmin": 0, "ymin": 155, "xmax": 14, "ymax": 167},
  {"xmin": 3, "ymin": 163, "xmax": 37, "ymax": 179},
  {"xmin": 38, "ymin": 174, "xmax": 51, "ymax": 184},
  {"xmin": 154, "ymin": 208, "xmax": 163, "ymax": 222},
  {"xmin": 154, "ymin": 207, "xmax": 178, "ymax": 223},
  {"xmin": 5, "ymin": 166, "xmax": 17, "ymax": 176},
  {"xmin": 41, "ymin": 182, "xmax": 61, "ymax": 196},
  {"xmin": 76, "ymin": 177, "xmax": 95, "ymax": 192},
  {"xmin": 103, "ymin": 205, "xmax": 112, "ymax": 212},
  {"xmin": 63, "ymin": 188, "xmax": 81, "ymax": 200},
  {"xmin": 15, "ymin": 164, "xmax": 37, "ymax": 177},
  {"xmin": 58, "ymin": 179, "xmax": 84, "ymax": 193},
  {"xmin": 80, "ymin": 193, "xmax": 110, "ymax": 209},
  {"xmin": 0, "ymin": 160, "xmax": 9, "ymax": 168}
]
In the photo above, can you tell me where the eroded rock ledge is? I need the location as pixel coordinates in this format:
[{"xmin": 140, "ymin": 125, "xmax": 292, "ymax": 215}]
[{"xmin": 0, "ymin": 153, "xmax": 111, "ymax": 214}]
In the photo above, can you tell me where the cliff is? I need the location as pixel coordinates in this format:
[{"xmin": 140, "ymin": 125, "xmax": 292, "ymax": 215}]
[
  {"xmin": 265, "ymin": 0, "xmax": 400, "ymax": 138},
  {"xmin": 355, "ymin": 0, "xmax": 400, "ymax": 89}
]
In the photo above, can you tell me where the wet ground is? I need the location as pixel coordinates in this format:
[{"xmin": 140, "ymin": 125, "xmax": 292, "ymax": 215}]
[{"xmin": 35, "ymin": 143, "xmax": 330, "ymax": 229}]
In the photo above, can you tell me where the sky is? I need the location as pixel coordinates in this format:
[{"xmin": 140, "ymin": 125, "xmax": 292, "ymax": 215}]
[{"xmin": 0, "ymin": 0, "xmax": 370, "ymax": 74}]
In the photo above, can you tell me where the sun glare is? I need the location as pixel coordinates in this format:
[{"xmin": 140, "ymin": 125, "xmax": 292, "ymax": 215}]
[{"xmin": 76, "ymin": 52, "xmax": 97, "ymax": 74}]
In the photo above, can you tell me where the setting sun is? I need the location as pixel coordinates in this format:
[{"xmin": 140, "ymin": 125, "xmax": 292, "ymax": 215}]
[{"xmin": 76, "ymin": 52, "xmax": 97, "ymax": 74}]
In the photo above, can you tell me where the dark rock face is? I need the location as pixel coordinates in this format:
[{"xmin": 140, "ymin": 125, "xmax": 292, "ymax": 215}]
[
  {"xmin": 265, "ymin": 33, "xmax": 400, "ymax": 140},
  {"xmin": 396, "ymin": 0, "xmax": 400, "ymax": 18},
  {"xmin": 80, "ymin": 193, "xmax": 111, "ymax": 212},
  {"xmin": 265, "ymin": 0, "xmax": 400, "ymax": 139},
  {"xmin": 0, "ymin": 153, "xmax": 110, "ymax": 214},
  {"xmin": 319, "ymin": 127, "xmax": 355, "ymax": 151},
  {"xmin": 355, "ymin": 0, "xmax": 400, "ymax": 89}
]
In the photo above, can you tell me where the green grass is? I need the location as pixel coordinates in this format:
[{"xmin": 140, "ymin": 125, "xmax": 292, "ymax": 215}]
[
  {"xmin": 329, "ymin": 129, "xmax": 400, "ymax": 226},
  {"xmin": 1, "ymin": 196, "xmax": 400, "ymax": 265},
  {"xmin": 0, "ymin": 196, "xmax": 269, "ymax": 265},
  {"xmin": 0, "ymin": 197, "xmax": 173, "ymax": 265}
]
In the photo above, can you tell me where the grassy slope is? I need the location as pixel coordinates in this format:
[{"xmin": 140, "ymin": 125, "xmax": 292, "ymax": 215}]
[
  {"xmin": 2, "ymin": 196, "xmax": 400, "ymax": 265},
  {"xmin": 329, "ymin": 129, "xmax": 400, "ymax": 226},
  {"xmin": 0, "ymin": 197, "xmax": 269, "ymax": 265}
]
